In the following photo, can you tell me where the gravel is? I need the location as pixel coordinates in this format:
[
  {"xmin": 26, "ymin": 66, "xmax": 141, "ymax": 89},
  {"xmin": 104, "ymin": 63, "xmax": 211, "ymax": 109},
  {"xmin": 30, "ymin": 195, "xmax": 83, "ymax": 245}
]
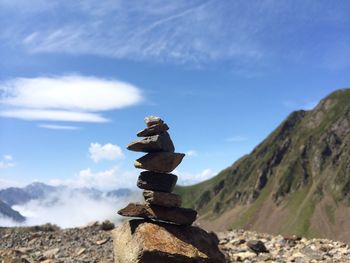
[{"xmin": 1, "ymin": 223, "xmax": 349, "ymax": 262}]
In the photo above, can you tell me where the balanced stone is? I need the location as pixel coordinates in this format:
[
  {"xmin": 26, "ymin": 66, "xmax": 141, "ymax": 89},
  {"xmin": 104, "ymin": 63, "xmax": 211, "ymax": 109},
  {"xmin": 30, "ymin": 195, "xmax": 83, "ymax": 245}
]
[
  {"xmin": 118, "ymin": 203, "xmax": 197, "ymax": 225},
  {"xmin": 137, "ymin": 123, "xmax": 169, "ymax": 137},
  {"xmin": 112, "ymin": 219, "xmax": 225, "ymax": 263},
  {"xmin": 137, "ymin": 171, "xmax": 177, "ymax": 192},
  {"xmin": 145, "ymin": 116, "xmax": 163, "ymax": 127},
  {"xmin": 134, "ymin": 152, "xmax": 185, "ymax": 173},
  {"xmin": 127, "ymin": 132, "xmax": 175, "ymax": 153},
  {"xmin": 143, "ymin": 190, "xmax": 182, "ymax": 207}
]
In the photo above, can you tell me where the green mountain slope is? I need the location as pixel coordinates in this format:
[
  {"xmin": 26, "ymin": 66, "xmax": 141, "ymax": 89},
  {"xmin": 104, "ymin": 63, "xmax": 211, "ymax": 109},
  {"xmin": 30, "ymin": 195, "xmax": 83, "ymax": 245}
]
[{"xmin": 176, "ymin": 88, "xmax": 350, "ymax": 242}]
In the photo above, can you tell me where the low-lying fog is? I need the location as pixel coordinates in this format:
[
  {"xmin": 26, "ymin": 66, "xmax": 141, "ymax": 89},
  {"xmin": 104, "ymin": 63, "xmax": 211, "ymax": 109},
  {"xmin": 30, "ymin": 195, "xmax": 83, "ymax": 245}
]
[{"xmin": 0, "ymin": 189, "xmax": 142, "ymax": 228}]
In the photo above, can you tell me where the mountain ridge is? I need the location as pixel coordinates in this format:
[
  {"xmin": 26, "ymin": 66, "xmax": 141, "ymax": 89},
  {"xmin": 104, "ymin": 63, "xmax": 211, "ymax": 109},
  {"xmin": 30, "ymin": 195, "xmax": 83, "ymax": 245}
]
[{"xmin": 176, "ymin": 88, "xmax": 350, "ymax": 243}]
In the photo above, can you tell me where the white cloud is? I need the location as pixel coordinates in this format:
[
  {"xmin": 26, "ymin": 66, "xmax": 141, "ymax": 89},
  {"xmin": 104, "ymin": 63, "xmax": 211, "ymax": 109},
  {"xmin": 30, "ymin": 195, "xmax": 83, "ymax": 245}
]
[
  {"xmin": 1, "ymin": 1, "xmax": 347, "ymax": 72},
  {"xmin": 38, "ymin": 124, "xmax": 80, "ymax": 130},
  {"xmin": 185, "ymin": 150, "xmax": 198, "ymax": 156},
  {"xmin": 0, "ymin": 109, "xmax": 108, "ymax": 123},
  {"xmin": 0, "ymin": 75, "xmax": 143, "ymax": 123},
  {"xmin": 1, "ymin": 75, "xmax": 142, "ymax": 111},
  {"xmin": 176, "ymin": 168, "xmax": 216, "ymax": 185},
  {"xmin": 227, "ymin": 136, "xmax": 248, "ymax": 143},
  {"xmin": 0, "ymin": 155, "xmax": 16, "ymax": 169},
  {"xmin": 89, "ymin": 143, "xmax": 124, "ymax": 163},
  {"xmin": 50, "ymin": 166, "xmax": 137, "ymax": 190},
  {"xmin": 2, "ymin": 1, "xmax": 265, "ymax": 67}
]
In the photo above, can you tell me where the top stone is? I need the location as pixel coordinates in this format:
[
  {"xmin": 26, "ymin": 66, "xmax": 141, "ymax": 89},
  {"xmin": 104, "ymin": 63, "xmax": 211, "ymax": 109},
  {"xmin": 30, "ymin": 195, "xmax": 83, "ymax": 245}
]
[
  {"xmin": 145, "ymin": 116, "xmax": 164, "ymax": 127},
  {"xmin": 137, "ymin": 123, "xmax": 169, "ymax": 137}
]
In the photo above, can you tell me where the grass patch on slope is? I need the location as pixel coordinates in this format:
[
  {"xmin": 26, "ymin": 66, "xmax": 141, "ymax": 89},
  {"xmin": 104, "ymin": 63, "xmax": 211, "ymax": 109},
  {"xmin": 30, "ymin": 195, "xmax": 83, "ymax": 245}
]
[
  {"xmin": 231, "ymin": 179, "xmax": 274, "ymax": 229},
  {"xmin": 279, "ymin": 182, "xmax": 317, "ymax": 237}
]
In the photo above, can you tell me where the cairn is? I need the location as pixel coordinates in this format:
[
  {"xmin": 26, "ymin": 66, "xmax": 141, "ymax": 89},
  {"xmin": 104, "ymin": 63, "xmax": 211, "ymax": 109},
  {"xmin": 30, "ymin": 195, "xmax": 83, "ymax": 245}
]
[{"xmin": 112, "ymin": 116, "xmax": 225, "ymax": 263}]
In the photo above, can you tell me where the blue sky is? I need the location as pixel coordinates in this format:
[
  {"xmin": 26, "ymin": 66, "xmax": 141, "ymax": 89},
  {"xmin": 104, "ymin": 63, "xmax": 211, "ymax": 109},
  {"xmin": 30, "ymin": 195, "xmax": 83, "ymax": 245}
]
[{"xmin": 0, "ymin": 0, "xmax": 350, "ymax": 189}]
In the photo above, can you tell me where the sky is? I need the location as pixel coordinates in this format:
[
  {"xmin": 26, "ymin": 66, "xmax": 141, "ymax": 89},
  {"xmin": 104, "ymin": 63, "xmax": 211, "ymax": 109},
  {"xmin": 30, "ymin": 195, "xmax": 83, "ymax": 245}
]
[{"xmin": 0, "ymin": 0, "xmax": 350, "ymax": 190}]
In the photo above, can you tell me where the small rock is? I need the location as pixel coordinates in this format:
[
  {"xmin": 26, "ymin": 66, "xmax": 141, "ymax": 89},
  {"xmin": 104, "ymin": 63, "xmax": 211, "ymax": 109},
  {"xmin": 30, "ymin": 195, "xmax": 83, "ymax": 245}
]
[
  {"xmin": 144, "ymin": 116, "xmax": 163, "ymax": 127},
  {"xmin": 96, "ymin": 238, "xmax": 109, "ymax": 245},
  {"xmin": 117, "ymin": 203, "xmax": 197, "ymax": 225},
  {"xmin": 247, "ymin": 240, "xmax": 269, "ymax": 254},
  {"xmin": 137, "ymin": 171, "xmax": 177, "ymax": 192},
  {"xmin": 76, "ymin": 248, "xmax": 86, "ymax": 256},
  {"xmin": 300, "ymin": 246, "xmax": 323, "ymax": 260},
  {"xmin": 137, "ymin": 123, "xmax": 169, "ymax": 137},
  {"xmin": 233, "ymin": 251, "xmax": 257, "ymax": 261},
  {"xmin": 143, "ymin": 190, "xmax": 182, "ymax": 207},
  {"xmin": 127, "ymin": 132, "xmax": 175, "ymax": 153},
  {"xmin": 134, "ymin": 152, "xmax": 185, "ymax": 173},
  {"xmin": 100, "ymin": 220, "xmax": 115, "ymax": 231},
  {"xmin": 42, "ymin": 248, "xmax": 60, "ymax": 259},
  {"xmin": 15, "ymin": 247, "xmax": 33, "ymax": 254}
]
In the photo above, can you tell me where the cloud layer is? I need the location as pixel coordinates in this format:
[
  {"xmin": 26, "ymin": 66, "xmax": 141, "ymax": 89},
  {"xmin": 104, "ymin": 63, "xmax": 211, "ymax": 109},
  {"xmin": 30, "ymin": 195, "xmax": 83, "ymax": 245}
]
[
  {"xmin": 50, "ymin": 166, "xmax": 137, "ymax": 190},
  {"xmin": 2, "ymin": 1, "xmax": 349, "ymax": 69},
  {"xmin": 7, "ymin": 189, "xmax": 142, "ymax": 228},
  {"xmin": 0, "ymin": 75, "xmax": 142, "ymax": 123}
]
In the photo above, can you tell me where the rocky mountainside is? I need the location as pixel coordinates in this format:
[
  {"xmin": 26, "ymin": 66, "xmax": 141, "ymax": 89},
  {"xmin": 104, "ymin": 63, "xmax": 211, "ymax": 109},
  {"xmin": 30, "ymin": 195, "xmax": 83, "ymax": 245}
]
[
  {"xmin": 176, "ymin": 88, "xmax": 350, "ymax": 243},
  {"xmin": 1, "ymin": 223, "xmax": 350, "ymax": 262},
  {"xmin": 0, "ymin": 200, "xmax": 25, "ymax": 223}
]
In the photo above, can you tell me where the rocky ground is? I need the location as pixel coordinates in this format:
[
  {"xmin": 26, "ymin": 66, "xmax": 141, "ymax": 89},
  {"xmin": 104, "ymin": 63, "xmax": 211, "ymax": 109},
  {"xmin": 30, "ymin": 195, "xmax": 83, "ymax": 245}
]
[{"xmin": 1, "ymin": 222, "xmax": 350, "ymax": 263}]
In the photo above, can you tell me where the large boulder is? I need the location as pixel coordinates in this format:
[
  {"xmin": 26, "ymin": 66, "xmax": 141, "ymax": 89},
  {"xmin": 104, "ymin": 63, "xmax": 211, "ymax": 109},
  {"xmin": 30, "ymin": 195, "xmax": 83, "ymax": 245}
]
[{"xmin": 112, "ymin": 219, "xmax": 226, "ymax": 263}]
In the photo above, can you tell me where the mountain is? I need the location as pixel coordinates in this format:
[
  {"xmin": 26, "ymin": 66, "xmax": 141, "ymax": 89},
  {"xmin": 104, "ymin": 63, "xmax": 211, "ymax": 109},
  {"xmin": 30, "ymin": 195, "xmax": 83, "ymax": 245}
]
[
  {"xmin": 176, "ymin": 88, "xmax": 350, "ymax": 243},
  {"xmin": 0, "ymin": 200, "xmax": 25, "ymax": 222},
  {"xmin": 106, "ymin": 188, "xmax": 131, "ymax": 198},
  {"xmin": 0, "ymin": 182, "xmax": 59, "ymax": 206},
  {"xmin": 0, "ymin": 183, "xmax": 132, "ymax": 206}
]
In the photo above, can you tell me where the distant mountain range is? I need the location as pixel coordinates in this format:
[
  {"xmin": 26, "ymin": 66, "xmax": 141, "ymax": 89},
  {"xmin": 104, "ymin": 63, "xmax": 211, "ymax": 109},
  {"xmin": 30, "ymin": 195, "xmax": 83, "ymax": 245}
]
[
  {"xmin": 177, "ymin": 88, "xmax": 350, "ymax": 243},
  {"xmin": 0, "ymin": 182, "xmax": 132, "ymax": 223},
  {"xmin": 0, "ymin": 200, "xmax": 25, "ymax": 223}
]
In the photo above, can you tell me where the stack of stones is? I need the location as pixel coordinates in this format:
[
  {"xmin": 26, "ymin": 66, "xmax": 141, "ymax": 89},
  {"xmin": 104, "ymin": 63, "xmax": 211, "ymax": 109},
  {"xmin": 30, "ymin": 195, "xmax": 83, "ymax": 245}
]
[
  {"xmin": 117, "ymin": 116, "xmax": 197, "ymax": 225},
  {"xmin": 112, "ymin": 116, "xmax": 225, "ymax": 263}
]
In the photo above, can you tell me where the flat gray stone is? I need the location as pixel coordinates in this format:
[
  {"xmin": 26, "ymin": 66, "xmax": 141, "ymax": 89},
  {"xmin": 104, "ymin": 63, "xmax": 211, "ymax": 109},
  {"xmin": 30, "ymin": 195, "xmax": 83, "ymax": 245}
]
[
  {"xmin": 127, "ymin": 132, "xmax": 175, "ymax": 153},
  {"xmin": 117, "ymin": 203, "xmax": 197, "ymax": 225},
  {"xmin": 134, "ymin": 152, "xmax": 185, "ymax": 173},
  {"xmin": 137, "ymin": 171, "xmax": 177, "ymax": 193},
  {"xmin": 112, "ymin": 219, "xmax": 226, "ymax": 263},
  {"xmin": 143, "ymin": 190, "xmax": 182, "ymax": 207},
  {"xmin": 137, "ymin": 123, "xmax": 169, "ymax": 137}
]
